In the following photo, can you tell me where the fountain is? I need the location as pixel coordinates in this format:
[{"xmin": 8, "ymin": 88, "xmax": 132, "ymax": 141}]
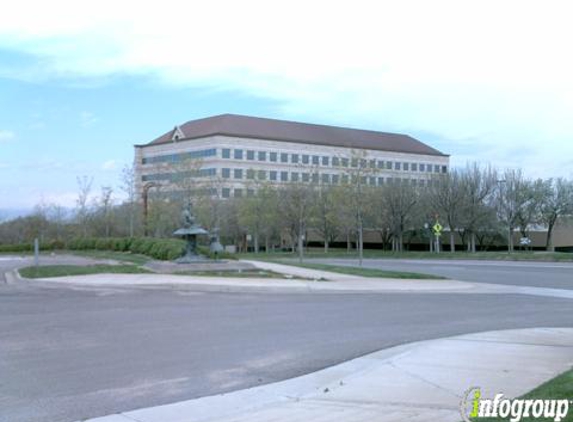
[{"xmin": 173, "ymin": 200, "xmax": 209, "ymax": 263}]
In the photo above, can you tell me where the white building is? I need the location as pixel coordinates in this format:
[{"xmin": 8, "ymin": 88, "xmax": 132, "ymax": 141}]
[{"xmin": 134, "ymin": 114, "xmax": 449, "ymax": 199}]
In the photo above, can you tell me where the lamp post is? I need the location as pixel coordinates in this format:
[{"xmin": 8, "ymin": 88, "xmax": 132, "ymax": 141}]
[{"xmin": 142, "ymin": 182, "xmax": 158, "ymax": 237}]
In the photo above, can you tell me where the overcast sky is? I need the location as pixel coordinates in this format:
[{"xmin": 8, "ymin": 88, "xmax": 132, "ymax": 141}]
[{"xmin": 1, "ymin": 0, "xmax": 572, "ymax": 212}]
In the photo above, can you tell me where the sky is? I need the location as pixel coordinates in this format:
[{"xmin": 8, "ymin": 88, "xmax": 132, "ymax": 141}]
[{"xmin": 1, "ymin": 0, "xmax": 572, "ymax": 215}]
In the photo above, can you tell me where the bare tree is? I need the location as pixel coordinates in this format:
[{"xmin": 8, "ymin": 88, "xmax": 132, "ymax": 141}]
[
  {"xmin": 540, "ymin": 178, "xmax": 573, "ymax": 251},
  {"xmin": 313, "ymin": 185, "xmax": 341, "ymax": 253},
  {"xmin": 459, "ymin": 164, "xmax": 498, "ymax": 252},
  {"xmin": 279, "ymin": 180, "xmax": 316, "ymax": 262},
  {"xmin": 121, "ymin": 163, "xmax": 138, "ymax": 237},
  {"xmin": 76, "ymin": 176, "xmax": 93, "ymax": 237},
  {"xmin": 428, "ymin": 169, "xmax": 465, "ymax": 252}
]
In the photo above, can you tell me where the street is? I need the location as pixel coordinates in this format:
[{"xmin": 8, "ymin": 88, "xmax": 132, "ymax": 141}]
[{"xmin": 1, "ymin": 256, "xmax": 573, "ymax": 422}]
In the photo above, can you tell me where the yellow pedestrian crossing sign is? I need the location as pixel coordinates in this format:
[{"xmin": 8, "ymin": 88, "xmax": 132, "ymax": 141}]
[{"xmin": 433, "ymin": 222, "xmax": 443, "ymax": 236}]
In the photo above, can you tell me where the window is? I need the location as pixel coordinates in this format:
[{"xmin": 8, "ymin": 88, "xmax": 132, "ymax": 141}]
[
  {"xmin": 247, "ymin": 150, "xmax": 255, "ymax": 160},
  {"xmin": 377, "ymin": 160, "xmax": 384, "ymax": 169},
  {"xmin": 222, "ymin": 148, "xmax": 231, "ymax": 159},
  {"xmin": 312, "ymin": 155, "xmax": 319, "ymax": 165},
  {"xmin": 386, "ymin": 161, "xmax": 393, "ymax": 170},
  {"xmin": 247, "ymin": 189, "xmax": 255, "ymax": 197},
  {"xmin": 341, "ymin": 157, "xmax": 349, "ymax": 167},
  {"xmin": 369, "ymin": 159, "xmax": 376, "ymax": 169},
  {"xmin": 246, "ymin": 169, "xmax": 255, "ymax": 179},
  {"xmin": 234, "ymin": 188, "xmax": 243, "ymax": 198},
  {"xmin": 222, "ymin": 168, "xmax": 231, "ymax": 179},
  {"xmin": 419, "ymin": 163, "xmax": 425, "ymax": 172},
  {"xmin": 351, "ymin": 158, "xmax": 358, "ymax": 167},
  {"xmin": 258, "ymin": 151, "xmax": 267, "ymax": 161},
  {"xmin": 321, "ymin": 173, "xmax": 330, "ymax": 184},
  {"xmin": 387, "ymin": 177, "xmax": 393, "ymax": 185},
  {"xmin": 442, "ymin": 165, "xmax": 448, "ymax": 174},
  {"xmin": 234, "ymin": 169, "xmax": 243, "ymax": 179},
  {"xmin": 270, "ymin": 171, "xmax": 277, "ymax": 181},
  {"xmin": 378, "ymin": 177, "xmax": 384, "ymax": 185},
  {"xmin": 302, "ymin": 155, "xmax": 310, "ymax": 164},
  {"xmin": 332, "ymin": 174, "xmax": 340, "ymax": 184},
  {"xmin": 341, "ymin": 174, "xmax": 349, "ymax": 184},
  {"xmin": 291, "ymin": 172, "xmax": 299, "ymax": 182},
  {"xmin": 302, "ymin": 173, "xmax": 310, "ymax": 182},
  {"xmin": 280, "ymin": 153, "xmax": 288, "ymax": 163},
  {"xmin": 281, "ymin": 171, "xmax": 288, "ymax": 182},
  {"xmin": 403, "ymin": 163, "xmax": 409, "ymax": 171},
  {"xmin": 411, "ymin": 179, "xmax": 418, "ymax": 187},
  {"xmin": 369, "ymin": 176, "xmax": 376, "ymax": 185},
  {"xmin": 322, "ymin": 156, "xmax": 329, "ymax": 166},
  {"xmin": 395, "ymin": 162, "xmax": 401, "ymax": 171},
  {"xmin": 222, "ymin": 188, "xmax": 231, "ymax": 198},
  {"xmin": 291, "ymin": 154, "xmax": 299, "ymax": 164},
  {"xmin": 141, "ymin": 148, "xmax": 217, "ymax": 164},
  {"xmin": 332, "ymin": 157, "xmax": 340, "ymax": 166},
  {"xmin": 270, "ymin": 152, "xmax": 277, "ymax": 162},
  {"xmin": 434, "ymin": 165, "xmax": 440, "ymax": 173},
  {"xmin": 234, "ymin": 149, "xmax": 243, "ymax": 159},
  {"xmin": 428, "ymin": 164, "xmax": 433, "ymax": 173},
  {"xmin": 312, "ymin": 173, "xmax": 319, "ymax": 183},
  {"xmin": 361, "ymin": 176, "xmax": 367, "ymax": 184},
  {"xmin": 419, "ymin": 179, "xmax": 425, "ymax": 187},
  {"xmin": 258, "ymin": 170, "xmax": 266, "ymax": 180},
  {"xmin": 411, "ymin": 163, "xmax": 418, "ymax": 172}
]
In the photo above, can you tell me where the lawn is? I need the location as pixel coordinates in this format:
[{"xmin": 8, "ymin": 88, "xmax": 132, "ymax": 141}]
[
  {"xmin": 470, "ymin": 368, "xmax": 573, "ymax": 421},
  {"xmin": 174, "ymin": 269, "xmax": 297, "ymax": 279},
  {"xmin": 278, "ymin": 262, "xmax": 446, "ymax": 279},
  {"xmin": 239, "ymin": 249, "xmax": 573, "ymax": 262},
  {"xmin": 19, "ymin": 264, "xmax": 151, "ymax": 278}
]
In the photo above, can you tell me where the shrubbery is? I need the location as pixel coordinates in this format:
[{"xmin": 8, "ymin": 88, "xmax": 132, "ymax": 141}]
[{"xmin": 0, "ymin": 236, "xmax": 236, "ymax": 261}]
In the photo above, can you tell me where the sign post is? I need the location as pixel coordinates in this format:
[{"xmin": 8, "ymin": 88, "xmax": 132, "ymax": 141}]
[{"xmin": 432, "ymin": 221, "xmax": 443, "ymax": 254}]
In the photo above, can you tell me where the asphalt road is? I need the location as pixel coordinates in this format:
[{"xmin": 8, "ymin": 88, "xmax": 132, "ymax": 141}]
[
  {"xmin": 305, "ymin": 258, "xmax": 573, "ymax": 290},
  {"xmin": 1, "ymin": 256, "xmax": 573, "ymax": 422}
]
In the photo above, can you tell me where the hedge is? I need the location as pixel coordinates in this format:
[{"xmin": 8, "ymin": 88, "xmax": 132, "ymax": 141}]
[{"xmin": 0, "ymin": 237, "xmax": 235, "ymax": 261}]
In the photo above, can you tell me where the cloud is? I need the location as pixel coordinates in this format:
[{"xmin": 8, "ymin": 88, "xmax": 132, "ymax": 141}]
[
  {"xmin": 0, "ymin": 0, "xmax": 572, "ymax": 177},
  {"xmin": 0, "ymin": 130, "xmax": 15, "ymax": 142},
  {"xmin": 80, "ymin": 111, "xmax": 98, "ymax": 127},
  {"xmin": 101, "ymin": 159, "xmax": 117, "ymax": 171}
]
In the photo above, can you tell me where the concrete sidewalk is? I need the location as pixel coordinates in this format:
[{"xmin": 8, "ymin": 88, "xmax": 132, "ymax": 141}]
[{"xmin": 80, "ymin": 328, "xmax": 573, "ymax": 422}]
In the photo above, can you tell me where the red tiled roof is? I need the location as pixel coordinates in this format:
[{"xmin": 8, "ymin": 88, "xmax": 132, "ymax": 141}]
[{"xmin": 141, "ymin": 114, "xmax": 447, "ymax": 157}]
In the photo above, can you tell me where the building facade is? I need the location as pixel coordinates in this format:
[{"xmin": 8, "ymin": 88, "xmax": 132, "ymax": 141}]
[{"xmin": 134, "ymin": 114, "xmax": 450, "ymax": 200}]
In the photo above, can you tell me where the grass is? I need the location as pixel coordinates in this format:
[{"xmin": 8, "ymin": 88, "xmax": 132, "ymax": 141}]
[
  {"xmin": 239, "ymin": 249, "xmax": 573, "ymax": 262},
  {"xmin": 469, "ymin": 368, "xmax": 573, "ymax": 421},
  {"xmin": 279, "ymin": 262, "xmax": 446, "ymax": 279},
  {"xmin": 174, "ymin": 269, "xmax": 296, "ymax": 279},
  {"xmin": 19, "ymin": 264, "xmax": 151, "ymax": 278}
]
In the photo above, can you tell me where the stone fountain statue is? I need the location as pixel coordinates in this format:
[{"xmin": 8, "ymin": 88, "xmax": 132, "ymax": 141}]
[{"xmin": 173, "ymin": 200, "xmax": 209, "ymax": 263}]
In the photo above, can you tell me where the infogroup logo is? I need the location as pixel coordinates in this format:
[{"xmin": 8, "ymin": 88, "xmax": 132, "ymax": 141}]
[{"xmin": 460, "ymin": 387, "xmax": 570, "ymax": 422}]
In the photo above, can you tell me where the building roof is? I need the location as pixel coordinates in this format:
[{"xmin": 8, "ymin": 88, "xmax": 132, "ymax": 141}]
[{"xmin": 141, "ymin": 114, "xmax": 447, "ymax": 157}]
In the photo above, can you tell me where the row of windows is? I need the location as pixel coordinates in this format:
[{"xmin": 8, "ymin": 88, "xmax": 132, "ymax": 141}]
[
  {"xmin": 141, "ymin": 148, "xmax": 217, "ymax": 165},
  {"xmin": 222, "ymin": 167, "xmax": 433, "ymax": 187},
  {"xmin": 141, "ymin": 168, "xmax": 216, "ymax": 182},
  {"xmin": 220, "ymin": 178, "xmax": 433, "ymax": 198},
  {"xmin": 222, "ymin": 148, "xmax": 447, "ymax": 173}
]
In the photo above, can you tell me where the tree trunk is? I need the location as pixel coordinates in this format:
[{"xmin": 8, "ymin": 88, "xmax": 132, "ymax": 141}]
[
  {"xmin": 298, "ymin": 221, "xmax": 304, "ymax": 263},
  {"xmin": 449, "ymin": 231, "xmax": 456, "ymax": 253},
  {"xmin": 358, "ymin": 221, "xmax": 363, "ymax": 267},
  {"xmin": 324, "ymin": 240, "xmax": 329, "ymax": 253},
  {"xmin": 546, "ymin": 221, "xmax": 555, "ymax": 252}
]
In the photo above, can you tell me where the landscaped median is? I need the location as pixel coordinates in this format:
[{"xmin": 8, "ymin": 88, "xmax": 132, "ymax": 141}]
[
  {"xmin": 275, "ymin": 261, "xmax": 446, "ymax": 279},
  {"xmin": 18, "ymin": 265, "xmax": 151, "ymax": 279}
]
